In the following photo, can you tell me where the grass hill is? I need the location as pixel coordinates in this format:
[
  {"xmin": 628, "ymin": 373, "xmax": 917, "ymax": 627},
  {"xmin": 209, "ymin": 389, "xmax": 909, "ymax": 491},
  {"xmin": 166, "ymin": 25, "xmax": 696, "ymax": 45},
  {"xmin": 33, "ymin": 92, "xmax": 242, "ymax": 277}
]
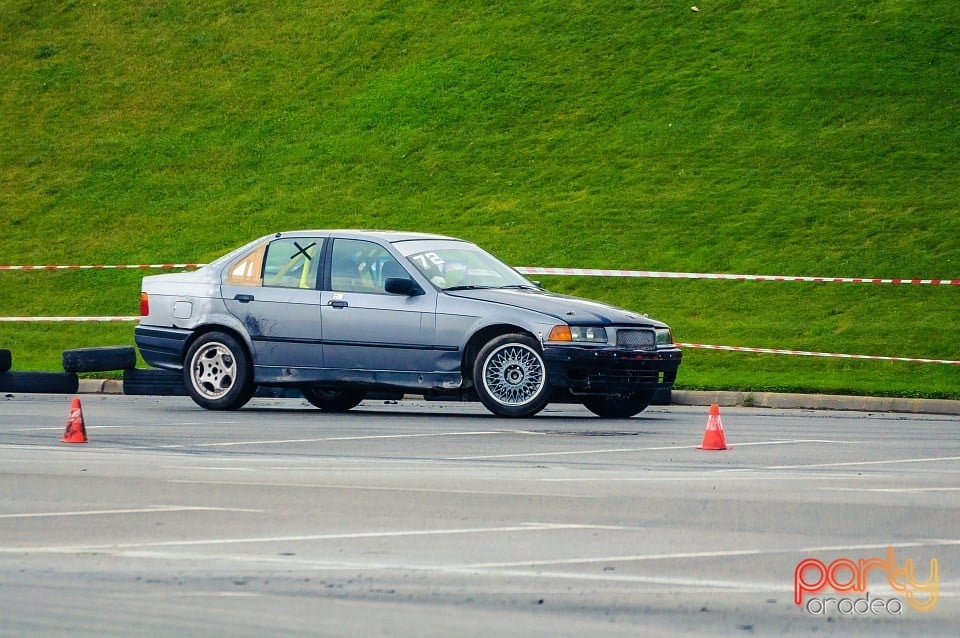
[{"xmin": 2, "ymin": 0, "xmax": 958, "ymax": 398}]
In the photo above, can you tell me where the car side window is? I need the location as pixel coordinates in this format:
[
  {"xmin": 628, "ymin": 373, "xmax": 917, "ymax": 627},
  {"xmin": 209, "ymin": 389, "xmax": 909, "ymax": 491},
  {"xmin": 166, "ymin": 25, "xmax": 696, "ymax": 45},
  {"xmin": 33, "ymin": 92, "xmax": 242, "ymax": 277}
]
[
  {"xmin": 225, "ymin": 243, "xmax": 267, "ymax": 286},
  {"xmin": 330, "ymin": 239, "xmax": 407, "ymax": 294},
  {"xmin": 263, "ymin": 238, "xmax": 323, "ymax": 289}
]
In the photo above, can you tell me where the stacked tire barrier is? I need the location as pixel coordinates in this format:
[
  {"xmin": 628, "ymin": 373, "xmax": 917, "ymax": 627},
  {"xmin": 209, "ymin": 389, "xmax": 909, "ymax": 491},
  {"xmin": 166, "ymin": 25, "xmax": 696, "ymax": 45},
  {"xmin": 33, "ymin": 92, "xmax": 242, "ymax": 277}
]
[
  {"xmin": 1, "ymin": 345, "xmax": 302, "ymax": 397},
  {"xmin": 62, "ymin": 346, "xmax": 136, "ymax": 373},
  {"xmin": 0, "ymin": 345, "xmax": 187, "ymax": 396},
  {"xmin": 122, "ymin": 368, "xmax": 187, "ymax": 396},
  {"xmin": 1, "ymin": 347, "xmax": 79, "ymax": 393}
]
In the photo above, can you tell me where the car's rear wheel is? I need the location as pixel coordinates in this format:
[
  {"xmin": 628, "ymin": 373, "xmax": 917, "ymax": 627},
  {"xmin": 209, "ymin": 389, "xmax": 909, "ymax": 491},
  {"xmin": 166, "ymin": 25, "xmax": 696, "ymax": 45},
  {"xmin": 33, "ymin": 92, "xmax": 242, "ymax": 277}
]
[
  {"xmin": 302, "ymin": 386, "xmax": 366, "ymax": 412},
  {"xmin": 582, "ymin": 391, "xmax": 655, "ymax": 418},
  {"xmin": 183, "ymin": 332, "xmax": 254, "ymax": 410},
  {"xmin": 473, "ymin": 333, "xmax": 551, "ymax": 418}
]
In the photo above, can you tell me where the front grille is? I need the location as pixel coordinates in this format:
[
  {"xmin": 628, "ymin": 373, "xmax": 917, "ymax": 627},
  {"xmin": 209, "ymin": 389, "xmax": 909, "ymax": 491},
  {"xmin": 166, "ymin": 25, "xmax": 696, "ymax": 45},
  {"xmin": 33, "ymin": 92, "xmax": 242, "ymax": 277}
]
[
  {"xmin": 564, "ymin": 366, "xmax": 677, "ymax": 394},
  {"xmin": 575, "ymin": 369, "xmax": 661, "ymax": 384},
  {"xmin": 616, "ymin": 329, "xmax": 656, "ymax": 350}
]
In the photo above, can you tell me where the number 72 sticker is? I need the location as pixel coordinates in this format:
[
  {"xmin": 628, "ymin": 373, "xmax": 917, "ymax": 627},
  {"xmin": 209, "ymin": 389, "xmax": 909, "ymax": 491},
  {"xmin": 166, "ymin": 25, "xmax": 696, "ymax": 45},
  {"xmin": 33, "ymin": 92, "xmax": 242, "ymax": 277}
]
[{"xmin": 411, "ymin": 252, "xmax": 445, "ymax": 269}]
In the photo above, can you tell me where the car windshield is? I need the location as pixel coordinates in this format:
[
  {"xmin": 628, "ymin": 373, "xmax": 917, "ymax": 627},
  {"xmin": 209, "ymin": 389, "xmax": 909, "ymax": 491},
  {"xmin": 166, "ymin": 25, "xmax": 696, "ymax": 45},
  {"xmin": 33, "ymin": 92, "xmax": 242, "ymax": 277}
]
[{"xmin": 395, "ymin": 239, "xmax": 535, "ymax": 291}]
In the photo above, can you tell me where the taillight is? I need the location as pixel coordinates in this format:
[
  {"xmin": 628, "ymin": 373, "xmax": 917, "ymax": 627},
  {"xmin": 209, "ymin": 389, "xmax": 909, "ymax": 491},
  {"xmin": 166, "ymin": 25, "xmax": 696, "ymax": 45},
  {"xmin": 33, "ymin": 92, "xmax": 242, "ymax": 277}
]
[{"xmin": 139, "ymin": 292, "xmax": 149, "ymax": 316}]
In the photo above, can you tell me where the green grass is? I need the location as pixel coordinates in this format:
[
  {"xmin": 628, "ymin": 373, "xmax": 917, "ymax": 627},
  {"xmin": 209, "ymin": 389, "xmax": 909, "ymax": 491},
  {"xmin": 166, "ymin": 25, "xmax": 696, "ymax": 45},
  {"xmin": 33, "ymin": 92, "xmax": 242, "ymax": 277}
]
[{"xmin": 1, "ymin": 1, "xmax": 958, "ymax": 397}]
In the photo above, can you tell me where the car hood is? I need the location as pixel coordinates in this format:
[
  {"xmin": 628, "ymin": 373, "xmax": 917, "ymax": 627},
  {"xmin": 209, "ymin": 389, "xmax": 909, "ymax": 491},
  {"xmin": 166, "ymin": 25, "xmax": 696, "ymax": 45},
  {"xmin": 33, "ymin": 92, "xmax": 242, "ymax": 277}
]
[{"xmin": 443, "ymin": 288, "xmax": 668, "ymax": 327}]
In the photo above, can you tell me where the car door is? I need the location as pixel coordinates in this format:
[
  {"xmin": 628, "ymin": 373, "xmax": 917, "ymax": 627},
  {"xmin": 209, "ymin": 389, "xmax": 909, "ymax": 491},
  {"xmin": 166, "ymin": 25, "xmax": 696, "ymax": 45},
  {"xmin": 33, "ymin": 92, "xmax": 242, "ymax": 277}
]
[
  {"xmin": 320, "ymin": 237, "xmax": 437, "ymax": 373},
  {"xmin": 221, "ymin": 236, "xmax": 326, "ymax": 370}
]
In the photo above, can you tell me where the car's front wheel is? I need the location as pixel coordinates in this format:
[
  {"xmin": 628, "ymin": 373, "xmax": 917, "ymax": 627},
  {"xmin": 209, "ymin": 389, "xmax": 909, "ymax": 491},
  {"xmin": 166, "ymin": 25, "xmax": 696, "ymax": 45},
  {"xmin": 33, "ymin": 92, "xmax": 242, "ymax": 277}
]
[
  {"xmin": 302, "ymin": 386, "xmax": 366, "ymax": 412},
  {"xmin": 183, "ymin": 332, "xmax": 254, "ymax": 410},
  {"xmin": 473, "ymin": 333, "xmax": 551, "ymax": 418},
  {"xmin": 582, "ymin": 391, "xmax": 655, "ymax": 418}
]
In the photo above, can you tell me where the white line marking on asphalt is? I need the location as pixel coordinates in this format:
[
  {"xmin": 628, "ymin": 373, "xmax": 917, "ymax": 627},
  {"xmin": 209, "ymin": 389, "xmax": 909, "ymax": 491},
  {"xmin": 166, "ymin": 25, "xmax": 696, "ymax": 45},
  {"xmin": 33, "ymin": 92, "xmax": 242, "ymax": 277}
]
[
  {"xmin": 166, "ymin": 478, "xmax": 593, "ymax": 498},
  {"xmin": 0, "ymin": 523, "xmax": 621, "ymax": 553},
  {"xmin": 4, "ymin": 544, "xmax": 956, "ymax": 595},
  {"xmin": 821, "ymin": 487, "xmax": 960, "ymax": 493},
  {"xmin": 146, "ymin": 422, "xmax": 240, "ymax": 427},
  {"xmin": 6, "ymin": 421, "xmax": 238, "ymax": 431},
  {"xmin": 463, "ymin": 538, "xmax": 960, "ymax": 569},
  {"xmin": 767, "ymin": 455, "xmax": 960, "ymax": 470},
  {"xmin": 174, "ymin": 592, "xmax": 260, "ymax": 598},
  {"xmin": 162, "ymin": 466, "xmax": 260, "ymax": 472},
  {"xmin": 63, "ymin": 549, "xmax": 794, "ymax": 591},
  {"xmin": 8, "ymin": 425, "xmax": 133, "ymax": 432},
  {"xmin": 0, "ymin": 505, "xmax": 262, "ymax": 519},
  {"xmin": 537, "ymin": 473, "xmax": 864, "ymax": 482},
  {"xmin": 156, "ymin": 430, "xmax": 506, "ymax": 448},
  {"xmin": 450, "ymin": 439, "xmax": 842, "ymax": 460},
  {"xmin": 21, "ymin": 544, "xmax": 795, "ymax": 590}
]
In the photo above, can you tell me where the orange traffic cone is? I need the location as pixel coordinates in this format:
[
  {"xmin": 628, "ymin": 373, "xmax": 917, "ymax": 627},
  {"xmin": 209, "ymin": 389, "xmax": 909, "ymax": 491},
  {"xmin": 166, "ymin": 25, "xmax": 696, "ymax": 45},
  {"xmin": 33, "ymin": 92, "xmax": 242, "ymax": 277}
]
[
  {"xmin": 61, "ymin": 397, "xmax": 88, "ymax": 444},
  {"xmin": 697, "ymin": 403, "xmax": 729, "ymax": 450}
]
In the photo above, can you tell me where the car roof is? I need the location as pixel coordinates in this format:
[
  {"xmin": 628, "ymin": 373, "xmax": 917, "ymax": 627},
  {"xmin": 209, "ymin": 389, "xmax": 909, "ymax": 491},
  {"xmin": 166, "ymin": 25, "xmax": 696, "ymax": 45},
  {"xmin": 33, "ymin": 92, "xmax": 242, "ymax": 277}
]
[
  {"xmin": 269, "ymin": 230, "xmax": 461, "ymax": 244},
  {"xmin": 200, "ymin": 230, "xmax": 471, "ymax": 274}
]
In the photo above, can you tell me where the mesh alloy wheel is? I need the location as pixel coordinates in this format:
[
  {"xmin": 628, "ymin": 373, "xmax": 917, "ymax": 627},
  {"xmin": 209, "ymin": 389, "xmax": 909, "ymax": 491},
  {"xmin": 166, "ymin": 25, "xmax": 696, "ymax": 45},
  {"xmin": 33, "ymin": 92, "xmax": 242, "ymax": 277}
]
[
  {"xmin": 473, "ymin": 334, "xmax": 551, "ymax": 417},
  {"xmin": 482, "ymin": 343, "xmax": 546, "ymax": 406}
]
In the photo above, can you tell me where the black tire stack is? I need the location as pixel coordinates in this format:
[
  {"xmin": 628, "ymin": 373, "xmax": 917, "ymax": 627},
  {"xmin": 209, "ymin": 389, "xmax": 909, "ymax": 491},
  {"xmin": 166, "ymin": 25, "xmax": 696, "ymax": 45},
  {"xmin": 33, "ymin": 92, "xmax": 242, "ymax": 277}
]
[
  {"xmin": 0, "ymin": 346, "xmax": 188, "ymax": 396},
  {"xmin": 122, "ymin": 368, "xmax": 187, "ymax": 396},
  {"xmin": 0, "ymin": 347, "xmax": 80, "ymax": 394},
  {"xmin": 62, "ymin": 346, "xmax": 188, "ymax": 395},
  {"xmin": 62, "ymin": 346, "xmax": 136, "ymax": 374}
]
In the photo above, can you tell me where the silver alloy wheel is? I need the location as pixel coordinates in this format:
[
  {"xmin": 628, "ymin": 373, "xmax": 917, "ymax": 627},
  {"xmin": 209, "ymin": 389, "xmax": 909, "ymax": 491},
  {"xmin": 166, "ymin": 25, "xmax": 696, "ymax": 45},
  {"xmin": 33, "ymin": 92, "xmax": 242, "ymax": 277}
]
[
  {"xmin": 189, "ymin": 341, "xmax": 237, "ymax": 400},
  {"xmin": 481, "ymin": 342, "xmax": 546, "ymax": 406}
]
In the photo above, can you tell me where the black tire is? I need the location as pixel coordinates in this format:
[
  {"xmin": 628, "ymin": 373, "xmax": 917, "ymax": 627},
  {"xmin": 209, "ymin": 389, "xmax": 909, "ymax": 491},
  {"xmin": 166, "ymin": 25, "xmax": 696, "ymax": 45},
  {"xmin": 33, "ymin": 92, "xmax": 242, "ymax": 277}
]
[
  {"xmin": 652, "ymin": 387, "xmax": 672, "ymax": 406},
  {"xmin": 183, "ymin": 332, "xmax": 254, "ymax": 410},
  {"xmin": 0, "ymin": 349, "xmax": 10, "ymax": 373},
  {"xmin": 0, "ymin": 371, "xmax": 79, "ymax": 394},
  {"xmin": 302, "ymin": 386, "xmax": 366, "ymax": 412},
  {"xmin": 473, "ymin": 333, "xmax": 551, "ymax": 418},
  {"xmin": 255, "ymin": 386, "xmax": 304, "ymax": 399},
  {"xmin": 582, "ymin": 390, "xmax": 655, "ymax": 419},
  {"xmin": 62, "ymin": 346, "xmax": 137, "ymax": 373},
  {"xmin": 122, "ymin": 368, "xmax": 187, "ymax": 396}
]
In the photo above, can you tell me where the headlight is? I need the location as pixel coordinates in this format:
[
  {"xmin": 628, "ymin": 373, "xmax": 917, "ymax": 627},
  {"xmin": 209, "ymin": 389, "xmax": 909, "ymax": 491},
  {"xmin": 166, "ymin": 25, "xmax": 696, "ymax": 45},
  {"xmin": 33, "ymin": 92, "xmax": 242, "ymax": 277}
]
[
  {"xmin": 547, "ymin": 325, "xmax": 608, "ymax": 343},
  {"xmin": 655, "ymin": 328, "xmax": 673, "ymax": 346}
]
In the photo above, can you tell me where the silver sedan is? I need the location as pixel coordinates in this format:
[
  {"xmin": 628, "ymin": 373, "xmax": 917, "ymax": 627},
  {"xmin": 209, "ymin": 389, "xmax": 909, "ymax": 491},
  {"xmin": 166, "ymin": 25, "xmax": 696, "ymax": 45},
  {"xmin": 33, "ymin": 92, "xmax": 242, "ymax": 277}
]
[{"xmin": 135, "ymin": 230, "xmax": 681, "ymax": 417}]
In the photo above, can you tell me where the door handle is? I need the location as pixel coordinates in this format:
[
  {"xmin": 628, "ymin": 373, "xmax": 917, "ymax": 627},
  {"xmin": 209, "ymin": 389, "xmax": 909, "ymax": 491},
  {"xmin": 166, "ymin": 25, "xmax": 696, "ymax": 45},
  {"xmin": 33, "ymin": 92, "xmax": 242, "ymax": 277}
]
[
  {"xmin": 234, "ymin": 294, "xmax": 254, "ymax": 303},
  {"xmin": 328, "ymin": 300, "xmax": 348, "ymax": 308}
]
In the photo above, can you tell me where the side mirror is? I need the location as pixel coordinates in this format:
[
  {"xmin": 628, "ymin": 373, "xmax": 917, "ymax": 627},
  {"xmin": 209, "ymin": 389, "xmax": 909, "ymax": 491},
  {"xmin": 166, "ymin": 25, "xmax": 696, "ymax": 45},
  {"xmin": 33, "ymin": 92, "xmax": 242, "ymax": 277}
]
[{"xmin": 384, "ymin": 277, "xmax": 424, "ymax": 296}]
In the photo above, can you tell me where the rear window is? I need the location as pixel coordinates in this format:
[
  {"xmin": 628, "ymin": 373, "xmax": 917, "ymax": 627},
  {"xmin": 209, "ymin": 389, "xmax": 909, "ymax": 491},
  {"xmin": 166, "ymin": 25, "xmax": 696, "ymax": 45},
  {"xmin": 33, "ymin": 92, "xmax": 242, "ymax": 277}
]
[{"xmin": 225, "ymin": 243, "xmax": 267, "ymax": 286}]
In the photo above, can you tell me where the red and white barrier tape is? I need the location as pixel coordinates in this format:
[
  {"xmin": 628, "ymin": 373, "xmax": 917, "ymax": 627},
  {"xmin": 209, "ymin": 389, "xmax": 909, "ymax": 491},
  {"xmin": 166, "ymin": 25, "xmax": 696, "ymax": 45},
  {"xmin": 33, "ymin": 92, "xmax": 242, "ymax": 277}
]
[
  {"xmin": 1, "ymin": 263, "xmax": 958, "ymax": 284},
  {"xmin": 0, "ymin": 264, "xmax": 203, "ymax": 271},
  {"xmin": 517, "ymin": 267, "xmax": 960, "ymax": 285},
  {"xmin": 0, "ymin": 316, "xmax": 140, "ymax": 322},
  {"xmin": 676, "ymin": 343, "xmax": 960, "ymax": 365},
  {"xmin": 0, "ymin": 316, "xmax": 955, "ymax": 364}
]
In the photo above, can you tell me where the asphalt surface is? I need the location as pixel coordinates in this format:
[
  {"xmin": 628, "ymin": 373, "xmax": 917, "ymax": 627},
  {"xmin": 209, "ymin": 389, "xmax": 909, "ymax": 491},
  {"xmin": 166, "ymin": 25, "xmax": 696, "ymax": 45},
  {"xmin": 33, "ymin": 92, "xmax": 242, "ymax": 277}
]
[
  {"xmin": 75, "ymin": 378, "xmax": 960, "ymax": 415},
  {"xmin": 1, "ymin": 394, "xmax": 958, "ymax": 637}
]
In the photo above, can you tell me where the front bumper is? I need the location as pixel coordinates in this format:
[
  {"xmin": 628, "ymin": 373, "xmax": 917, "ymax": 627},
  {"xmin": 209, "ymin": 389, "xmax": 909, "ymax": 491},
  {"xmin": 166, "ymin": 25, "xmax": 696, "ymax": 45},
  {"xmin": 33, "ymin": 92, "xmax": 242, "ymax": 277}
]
[
  {"xmin": 134, "ymin": 325, "xmax": 193, "ymax": 370},
  {"xmin": 542, "ymin": 344, "xmax": 682, "ymax": 396}
]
